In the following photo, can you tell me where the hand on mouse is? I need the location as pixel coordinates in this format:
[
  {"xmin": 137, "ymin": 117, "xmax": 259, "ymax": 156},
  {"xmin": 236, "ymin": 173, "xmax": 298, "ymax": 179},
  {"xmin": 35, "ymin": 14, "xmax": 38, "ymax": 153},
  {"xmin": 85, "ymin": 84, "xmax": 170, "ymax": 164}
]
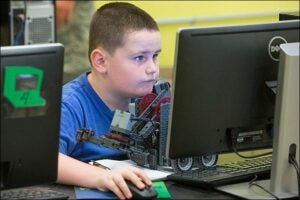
[{"xmin": 94, "ymin": 167, "xmax": 152, "ymax": 199}]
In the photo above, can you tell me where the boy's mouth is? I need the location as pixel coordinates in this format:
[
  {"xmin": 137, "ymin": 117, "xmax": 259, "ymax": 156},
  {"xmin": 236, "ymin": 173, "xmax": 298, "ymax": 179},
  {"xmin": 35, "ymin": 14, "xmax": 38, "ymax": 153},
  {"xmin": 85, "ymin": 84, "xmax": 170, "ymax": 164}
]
[{"xmin": 144, "ymin": 79, "xmax": 156, "ymax": 84}]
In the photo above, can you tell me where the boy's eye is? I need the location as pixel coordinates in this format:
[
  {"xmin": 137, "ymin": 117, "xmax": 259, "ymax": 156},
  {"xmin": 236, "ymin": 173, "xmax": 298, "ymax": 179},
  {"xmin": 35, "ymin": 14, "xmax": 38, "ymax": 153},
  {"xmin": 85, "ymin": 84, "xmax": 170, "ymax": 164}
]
[{"xmin": 134, "ymin": 55, "xmax": 145, "ymax": 62}]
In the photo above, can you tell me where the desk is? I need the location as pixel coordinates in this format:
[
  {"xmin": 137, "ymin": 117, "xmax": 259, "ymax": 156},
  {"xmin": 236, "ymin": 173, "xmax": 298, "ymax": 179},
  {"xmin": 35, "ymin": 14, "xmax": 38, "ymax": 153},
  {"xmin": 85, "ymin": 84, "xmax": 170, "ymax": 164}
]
[{"xmin": 46, "ymin": 181, "xmax": 237, "ymax": 199}]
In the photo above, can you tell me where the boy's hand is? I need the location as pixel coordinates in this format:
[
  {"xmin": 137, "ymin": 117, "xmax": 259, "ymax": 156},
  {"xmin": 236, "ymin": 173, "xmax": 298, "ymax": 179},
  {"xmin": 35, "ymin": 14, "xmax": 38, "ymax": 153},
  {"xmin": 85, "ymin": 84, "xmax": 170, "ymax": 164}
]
[{"xmin": 96, "ymin": 167, "xmax": 152, "ymax": 199}]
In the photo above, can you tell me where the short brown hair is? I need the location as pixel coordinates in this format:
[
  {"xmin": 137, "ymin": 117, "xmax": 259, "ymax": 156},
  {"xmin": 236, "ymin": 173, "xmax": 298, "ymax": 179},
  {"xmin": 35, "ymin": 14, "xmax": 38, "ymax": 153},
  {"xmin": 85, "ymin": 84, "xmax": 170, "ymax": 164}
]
[{"xmin": 88, "ymin": 2, "xmax": 159, "ymax": 58}]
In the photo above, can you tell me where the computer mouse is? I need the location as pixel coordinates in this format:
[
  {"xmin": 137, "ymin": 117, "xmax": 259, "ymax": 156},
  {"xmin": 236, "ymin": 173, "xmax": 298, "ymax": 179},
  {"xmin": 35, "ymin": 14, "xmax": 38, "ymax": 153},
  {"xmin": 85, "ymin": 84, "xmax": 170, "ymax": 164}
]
[{"xmin": 126, "ymin": 181, "xmax": 157, "ymax": 199}]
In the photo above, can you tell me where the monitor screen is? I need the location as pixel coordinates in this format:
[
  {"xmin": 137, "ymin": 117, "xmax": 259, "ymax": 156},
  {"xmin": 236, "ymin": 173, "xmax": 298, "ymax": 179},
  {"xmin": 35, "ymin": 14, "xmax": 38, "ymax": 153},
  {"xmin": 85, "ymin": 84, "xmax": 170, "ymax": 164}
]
[
  {"xmin": 166, "ymin": 20, "xmax": 300, "ymax": 159},
  {"xmin": 0, "ymin": 43, "xmax": 64, "ymax": 189}
]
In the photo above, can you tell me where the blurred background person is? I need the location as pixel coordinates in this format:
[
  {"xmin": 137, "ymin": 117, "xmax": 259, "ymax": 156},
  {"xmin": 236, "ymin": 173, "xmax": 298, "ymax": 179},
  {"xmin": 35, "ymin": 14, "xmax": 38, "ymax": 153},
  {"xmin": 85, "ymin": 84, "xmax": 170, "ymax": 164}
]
[{"xmin": 56, "ymin": 0, "xmax": 95, "ymax": 83}]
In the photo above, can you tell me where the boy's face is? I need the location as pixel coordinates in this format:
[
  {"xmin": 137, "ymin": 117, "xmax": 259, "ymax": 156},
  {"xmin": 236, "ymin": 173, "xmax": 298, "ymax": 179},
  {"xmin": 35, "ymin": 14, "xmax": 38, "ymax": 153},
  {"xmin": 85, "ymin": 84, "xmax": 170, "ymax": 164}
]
[{"xmin": 105, "ymin": 29, "xmax": 161, "ymax": 98}]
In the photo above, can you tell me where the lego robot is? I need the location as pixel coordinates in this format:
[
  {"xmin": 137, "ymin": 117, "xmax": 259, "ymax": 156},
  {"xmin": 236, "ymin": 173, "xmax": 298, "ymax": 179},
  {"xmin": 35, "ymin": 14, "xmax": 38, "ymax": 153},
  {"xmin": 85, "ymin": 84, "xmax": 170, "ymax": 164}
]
[{"xmin": 77, "ymin": 79, "xmax": 218, "ymax": 172}]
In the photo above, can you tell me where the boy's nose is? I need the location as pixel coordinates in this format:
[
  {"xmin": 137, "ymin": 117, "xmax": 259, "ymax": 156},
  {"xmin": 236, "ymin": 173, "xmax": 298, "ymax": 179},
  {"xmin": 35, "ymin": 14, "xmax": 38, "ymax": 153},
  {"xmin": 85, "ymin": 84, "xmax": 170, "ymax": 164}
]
[{"xmin": 146, "ymin": 60, "xmax": 158, "ymax": 74}]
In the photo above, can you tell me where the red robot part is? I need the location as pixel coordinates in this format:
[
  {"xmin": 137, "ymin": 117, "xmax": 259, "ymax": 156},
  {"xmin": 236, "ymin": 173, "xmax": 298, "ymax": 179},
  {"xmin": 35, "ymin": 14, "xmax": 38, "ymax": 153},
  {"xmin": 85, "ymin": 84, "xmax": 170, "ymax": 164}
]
[
  {"xmin": 104, "ymin": 133, "xmax": 129, "ymax": 143},
  {"xmin": 138, "ymin": 93, "xmax": 157, "ymax": 116}
]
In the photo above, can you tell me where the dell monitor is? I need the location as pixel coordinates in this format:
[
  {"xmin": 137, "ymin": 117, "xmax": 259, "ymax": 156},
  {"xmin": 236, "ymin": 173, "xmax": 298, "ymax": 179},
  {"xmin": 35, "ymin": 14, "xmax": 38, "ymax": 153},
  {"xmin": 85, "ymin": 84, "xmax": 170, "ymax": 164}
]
[
  {"xmin": 166, "ymin": 20, "xmax": 300, "ymax": 160},
  {"xmin": 0, "ymin": 43, "xmax": 64, "ymax": 189}
]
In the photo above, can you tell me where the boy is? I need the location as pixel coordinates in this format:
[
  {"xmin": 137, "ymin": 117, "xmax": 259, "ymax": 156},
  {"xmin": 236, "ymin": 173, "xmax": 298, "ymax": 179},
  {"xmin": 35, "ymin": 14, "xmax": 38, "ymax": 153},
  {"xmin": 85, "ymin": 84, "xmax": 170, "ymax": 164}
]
[{"xmin": 57, "ymin": 2, "xmax": 161, "ymax": 199}]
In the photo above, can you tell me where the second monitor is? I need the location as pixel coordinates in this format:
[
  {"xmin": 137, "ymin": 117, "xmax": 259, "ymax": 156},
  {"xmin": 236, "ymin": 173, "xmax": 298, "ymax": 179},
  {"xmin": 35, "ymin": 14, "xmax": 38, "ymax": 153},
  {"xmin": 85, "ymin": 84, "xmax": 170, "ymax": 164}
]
[{"xmin": 1, "ymin": 43, "xmax": 64, "ymax": 190}]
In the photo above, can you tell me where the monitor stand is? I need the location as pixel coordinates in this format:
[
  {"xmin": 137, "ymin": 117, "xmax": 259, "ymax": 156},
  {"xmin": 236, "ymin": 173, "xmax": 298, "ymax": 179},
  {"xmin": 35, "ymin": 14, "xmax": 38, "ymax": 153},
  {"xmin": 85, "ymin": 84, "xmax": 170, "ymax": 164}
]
[{"xmin": 216, "ymin": 179, "xmax": 298, "ymax": 199}]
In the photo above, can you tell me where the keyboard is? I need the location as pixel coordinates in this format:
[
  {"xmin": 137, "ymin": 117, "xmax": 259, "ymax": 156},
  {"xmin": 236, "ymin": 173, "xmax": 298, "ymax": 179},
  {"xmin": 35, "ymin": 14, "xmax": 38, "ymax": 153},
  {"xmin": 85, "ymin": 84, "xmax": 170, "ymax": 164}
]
[
  {"xmin": 167, "ymin": 155, "xmax": 272, "ymax": 188},
  {"xmin": 0, "ymin": 186, "xmax": 69, "ymax": 200}
]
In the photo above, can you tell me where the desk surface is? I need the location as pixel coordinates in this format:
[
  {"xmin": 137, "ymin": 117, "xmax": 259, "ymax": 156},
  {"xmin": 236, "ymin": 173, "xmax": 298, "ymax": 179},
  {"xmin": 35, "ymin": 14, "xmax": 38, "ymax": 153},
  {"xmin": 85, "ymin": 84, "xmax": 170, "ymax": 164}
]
[{"xmin": 47, "ymin": 181, "xmax": 237, "ymax": 199}]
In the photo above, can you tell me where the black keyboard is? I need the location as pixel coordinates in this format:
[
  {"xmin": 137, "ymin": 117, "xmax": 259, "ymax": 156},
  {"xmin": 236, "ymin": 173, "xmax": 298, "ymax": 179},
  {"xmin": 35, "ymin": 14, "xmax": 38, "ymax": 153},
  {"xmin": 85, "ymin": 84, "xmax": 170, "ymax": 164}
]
[
  {"xmin": 167, "ymin": 155, "xmax": 272, "ymax": 188},
  {"xmin": 0, "ymin": 187, "xmax": 69, "ymax": 200}
]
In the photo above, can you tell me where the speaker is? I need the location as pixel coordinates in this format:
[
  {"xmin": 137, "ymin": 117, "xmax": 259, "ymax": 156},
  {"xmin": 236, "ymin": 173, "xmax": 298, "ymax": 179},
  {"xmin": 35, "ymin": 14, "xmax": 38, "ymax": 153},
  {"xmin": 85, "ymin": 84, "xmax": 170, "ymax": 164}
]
[
  {"xmin": 24, "ymin": 1, "xmax": 55, "ymax": 44},
  {"xmin": 10, "ymin": 1, "xmax": 55, "ymax": 45}
]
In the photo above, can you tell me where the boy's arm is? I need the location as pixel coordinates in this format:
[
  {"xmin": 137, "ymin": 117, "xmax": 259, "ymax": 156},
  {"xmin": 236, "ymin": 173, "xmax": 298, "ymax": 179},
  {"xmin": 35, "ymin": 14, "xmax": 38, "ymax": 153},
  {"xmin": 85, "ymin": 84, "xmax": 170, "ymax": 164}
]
[
  {"xmin": 57, "ymin": 153, "xmax": 102, "ymax": 188},
  {"xmin": 56, "ymin": 152, "xmax": 152, "ymax": 199}
]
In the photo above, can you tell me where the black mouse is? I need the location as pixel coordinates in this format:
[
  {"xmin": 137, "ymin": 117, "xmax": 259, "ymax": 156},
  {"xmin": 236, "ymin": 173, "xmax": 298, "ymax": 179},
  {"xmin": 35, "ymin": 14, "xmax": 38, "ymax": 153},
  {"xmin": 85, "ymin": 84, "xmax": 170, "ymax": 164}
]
[{"xmin": 126, "ymin": 181, "xmax": 157, "ymax": 199}]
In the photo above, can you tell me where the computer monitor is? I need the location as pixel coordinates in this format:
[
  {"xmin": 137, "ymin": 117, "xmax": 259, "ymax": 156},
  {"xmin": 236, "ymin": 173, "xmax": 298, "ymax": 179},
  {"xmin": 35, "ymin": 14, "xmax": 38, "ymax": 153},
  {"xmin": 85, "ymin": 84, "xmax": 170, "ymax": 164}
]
[
  {"xmin": 166, "ymin": 20, "xmax": 300, "ymax": 160},
  {"xmin": 0, "ymin": 43, "xmax": 64, "ymax": 189}
]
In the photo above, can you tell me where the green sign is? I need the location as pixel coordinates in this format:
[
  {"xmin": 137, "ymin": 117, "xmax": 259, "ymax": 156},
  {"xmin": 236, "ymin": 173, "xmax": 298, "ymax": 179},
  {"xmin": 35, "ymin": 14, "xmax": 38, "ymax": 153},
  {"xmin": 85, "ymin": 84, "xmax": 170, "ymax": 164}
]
[{"xmin": 3, "ymin": 66, "xmax": 45, "ymax": 107}]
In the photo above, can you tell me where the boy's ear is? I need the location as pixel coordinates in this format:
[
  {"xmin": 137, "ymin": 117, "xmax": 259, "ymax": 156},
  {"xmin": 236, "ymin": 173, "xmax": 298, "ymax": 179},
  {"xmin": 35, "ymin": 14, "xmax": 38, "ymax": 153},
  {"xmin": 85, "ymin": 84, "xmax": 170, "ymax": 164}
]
[{"xmin": 90, "ymin": 48, "xmax": 108, "ymax": 73}]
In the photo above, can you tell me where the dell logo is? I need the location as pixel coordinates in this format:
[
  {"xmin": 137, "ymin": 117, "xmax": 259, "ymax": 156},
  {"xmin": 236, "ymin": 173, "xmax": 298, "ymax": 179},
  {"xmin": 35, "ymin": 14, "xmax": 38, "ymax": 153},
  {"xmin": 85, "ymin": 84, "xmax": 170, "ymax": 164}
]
[
  {"xmin": 268, "ymin": 36, "xmax": 288, "ymax": 61},
  {"xmin": 271, "ymin": 45, "xmax": 281, "ymax": 53}
]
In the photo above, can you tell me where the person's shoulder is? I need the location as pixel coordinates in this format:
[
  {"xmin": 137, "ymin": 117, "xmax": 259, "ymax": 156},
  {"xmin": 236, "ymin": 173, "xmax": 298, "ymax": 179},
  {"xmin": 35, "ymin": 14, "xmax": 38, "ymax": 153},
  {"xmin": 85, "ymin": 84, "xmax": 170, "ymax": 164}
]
[{"xmin": 62, "ymin": 73, "xmax": 89, "ymax": 100}]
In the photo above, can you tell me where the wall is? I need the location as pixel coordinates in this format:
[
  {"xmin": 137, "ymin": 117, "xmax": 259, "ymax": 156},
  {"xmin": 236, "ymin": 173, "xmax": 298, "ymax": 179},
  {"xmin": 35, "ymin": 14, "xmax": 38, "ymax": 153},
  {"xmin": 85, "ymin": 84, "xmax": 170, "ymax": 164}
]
[{"xmin": 95, "ymin": 1, "xmax": 299, "ymax": 68}]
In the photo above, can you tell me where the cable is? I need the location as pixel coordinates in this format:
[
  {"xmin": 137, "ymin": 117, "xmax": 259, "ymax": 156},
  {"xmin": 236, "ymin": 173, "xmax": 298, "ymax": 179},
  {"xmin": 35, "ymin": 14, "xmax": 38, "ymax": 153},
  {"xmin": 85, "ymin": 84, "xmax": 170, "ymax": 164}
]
[
  {"xmin": 229, "ymin": 127, "xmax": 273, "ymax": 159},
  {"xmin": 291, "ymin": 158, "xmax": 299, "ymax": 172},
  {"xmin": 248, "ymin": 175, "xmax": 280, "ymax": 200},
  {"xmin": 290, "ymin": 157, "xmax": 299, "ymax": 197},
  {"xmin": 233, "ymin": 147, "xmax": 273, "ymax": 159},
  {"xmin": 13, "ymin": 18, "xmax": 24, "ymax": 45},
  {"xmin": 288, "ymin": 143, "xmax": 299, "ymax": 197}
]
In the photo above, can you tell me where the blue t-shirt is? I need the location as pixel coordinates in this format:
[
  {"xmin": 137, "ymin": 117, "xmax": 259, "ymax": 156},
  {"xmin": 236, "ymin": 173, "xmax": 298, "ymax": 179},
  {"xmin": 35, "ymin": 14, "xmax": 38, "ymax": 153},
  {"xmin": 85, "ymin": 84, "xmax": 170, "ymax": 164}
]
[{"xmin": 59, "ymin": 72, "xmax": 124, "ymax": 162}]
